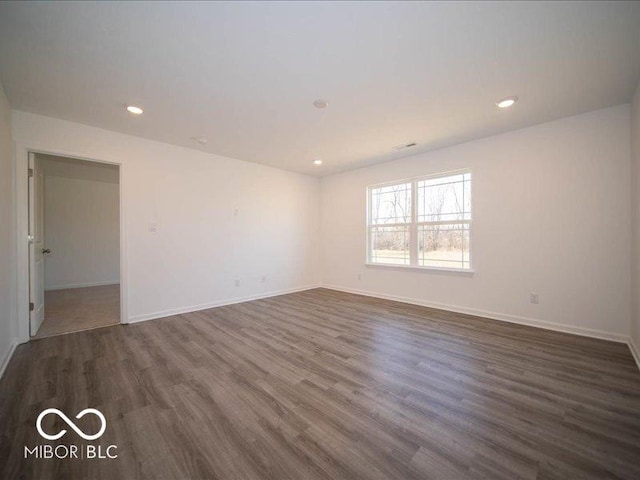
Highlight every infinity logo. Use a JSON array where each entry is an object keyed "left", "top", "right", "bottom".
[{"left": 36, "top": 408, "right": 107, "bottom": 441}]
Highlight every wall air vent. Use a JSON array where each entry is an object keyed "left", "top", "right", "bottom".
[{"left": 393, "top": 142, "right": 417, "bottom": 151}]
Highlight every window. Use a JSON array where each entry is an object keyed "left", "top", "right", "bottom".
[{"left": 367, "top": 171, "right": 471, "bottom": 270}]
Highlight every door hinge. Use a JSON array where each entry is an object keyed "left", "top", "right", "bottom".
[
  {"left": 29, "top": 302, "right": 34, "bottom": 312},
  {"left": 28, "top": 168, "right": 34, "bottom": 178}
]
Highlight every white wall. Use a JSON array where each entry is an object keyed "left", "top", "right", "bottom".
[
  {"left": 321, "top": 105, "right": 631, "bottom": 341},
  {"left": 12, "top": 111, "right": 320, "bottom": 334},
  {"left": 631, "top": 82, "right": 640, "bottom": 353},
  {"left": 8, "top": 104, "right": 635, "bottom": 347},
  {"left": 41, "top": 156, "right": 120, "bottom": 290},
  {"left": 0, "top": 83, "right": 17, "bottom": 375}
]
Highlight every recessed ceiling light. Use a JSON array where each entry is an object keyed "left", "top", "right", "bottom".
[
  {"left": 313, "top": 159, "right": 323, "bottom": 165},
  {"left": 496, "top": 96, "right": 518, "bottom": 109},
  {"left": 126, "top": 105, "right": 144, "bottom": 115},
  {"left": 313, "top": 99, "right": 329, "bottom": 109}
]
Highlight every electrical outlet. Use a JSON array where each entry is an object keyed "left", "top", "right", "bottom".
[
  {"left": 530, "top": 293, "right": 539, "bottom": 304},
  {"left": 357, "top": 273, "right": 362, "bottom": 280},
  {"left": 261, "top": 276, "right": 266, "bottom": 283},
  {"left": 235, "top": 280, "right": 240, "bottom": 287}
]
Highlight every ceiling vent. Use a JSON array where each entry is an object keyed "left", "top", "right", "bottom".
[{"left": 393, "top": 142, "right": 417, "bottom": 151}]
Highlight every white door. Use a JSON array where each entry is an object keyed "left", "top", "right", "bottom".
[{"left": 29, "top": 152, "right": 46, "bottom": 336}]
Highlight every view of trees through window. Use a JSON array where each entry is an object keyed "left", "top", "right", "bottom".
[
  {"left": 368, "top": 172, "right": 471, "bottom": 269},
  {"left": 370, "top": 182, "right": 412, "bottom": 264}
]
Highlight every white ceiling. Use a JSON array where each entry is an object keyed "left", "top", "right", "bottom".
[{"left": 1, "top": 1, "right": 639, "bottom": 177}]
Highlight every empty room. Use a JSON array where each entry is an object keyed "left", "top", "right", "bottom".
[
  {"left": 31, "top": 154, "right": 121, "bottom": 338},
  {"left": 0, "top": 1, "right": 639, "bottom": 479}
]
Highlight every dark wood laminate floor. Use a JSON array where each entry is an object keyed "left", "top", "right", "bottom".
[{"left": 1, "top": 288, "right": 639, "bottom": 480}]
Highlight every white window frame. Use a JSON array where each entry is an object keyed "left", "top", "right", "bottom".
[{"left": 366, "top": 169, "right": 473, "bottom": 273}]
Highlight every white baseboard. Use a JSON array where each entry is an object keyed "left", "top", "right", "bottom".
[
  {"left": 45, "top": 281, "right": 119, "bottom": 291},
  {"left": 628, "top": 338, "right": 640, "bottom": 371},
  {"left": 126, "top": 284, "right": 321, "bottom": 324},
  {"left": 0, "top": 339, "right": 19, "bottom": 380},
  {"left": 321, "top": 284, "right": 629, "bottom": 344}
]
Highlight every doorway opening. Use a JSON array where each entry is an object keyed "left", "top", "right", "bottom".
[{"left": 28, "top": 152, "right": 121, "bottom": 338}]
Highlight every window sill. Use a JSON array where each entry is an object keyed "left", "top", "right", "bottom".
[{"left": 365, "top": 263, "right": 475, "bottom": 275}]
